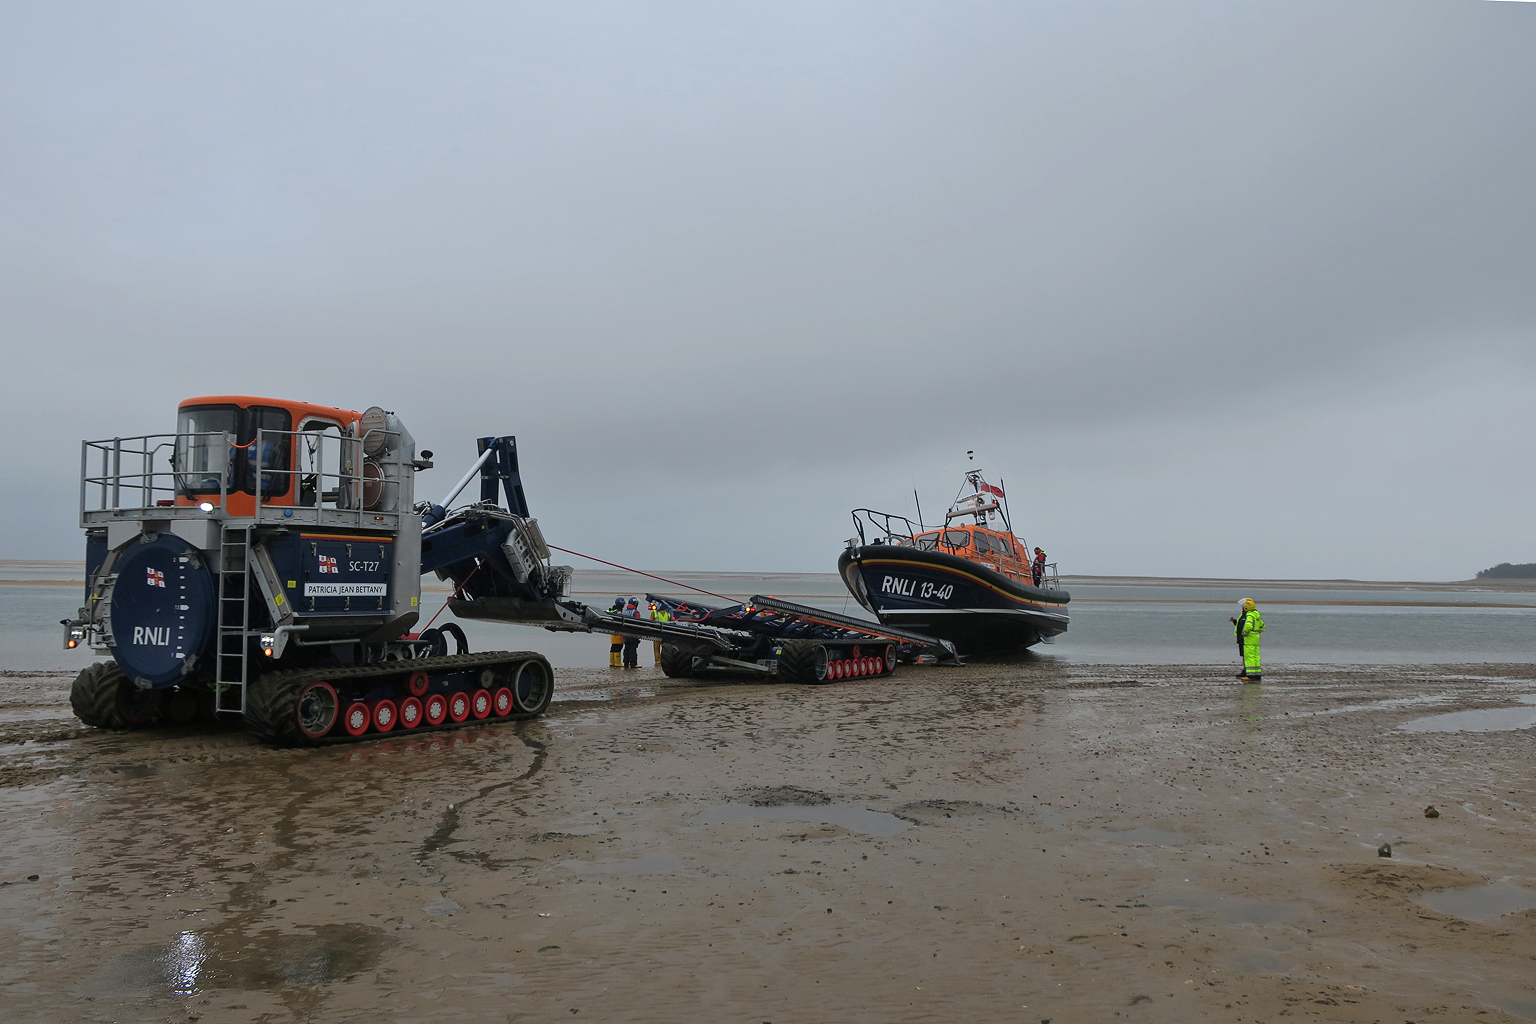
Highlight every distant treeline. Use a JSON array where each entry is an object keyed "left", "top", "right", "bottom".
[{"left": 1476, "top": 562, "right": 1536, "bottom": 579}]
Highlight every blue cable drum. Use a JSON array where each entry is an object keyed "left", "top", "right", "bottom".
[{"left": 107, "top": 533, "right": 217, "bottom": 687}]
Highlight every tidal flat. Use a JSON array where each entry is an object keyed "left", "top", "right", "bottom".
[{"left": 2, "top": 661, "right": 1534, "bottom": 1022}]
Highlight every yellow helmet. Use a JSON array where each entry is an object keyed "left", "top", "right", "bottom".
[{"left": 1241, "top": 597, "right": 1256, "bottom": 611}]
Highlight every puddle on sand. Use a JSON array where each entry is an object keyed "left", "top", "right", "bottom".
[
  {"left": 566, "top": 850, "right": 691, "bottom": 876},
  {"left": 1400, "top": 696, "right": 1536, "bottom": 734},
  {"left": 1228, "top": 950, "right": 1292, "bottom": 975},
  {"left": 1103, "top": 827, "right": 1193, "bottom": 847},
  {"left": 1154, "top": 888, "right": 1301, "bottom": 926},
  {"left": 1414, "top": 881, "right": 1536, "bottom": 923},
  {"left": 553, "top": 686, "right": 662, "bottom": 704},
  {"left": 691, "top": 802, "right": 911, "bottom": 837},
  {"left": 77, "top": 923, "right": 392, "bottom": 998}
]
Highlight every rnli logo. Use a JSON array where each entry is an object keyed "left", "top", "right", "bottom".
[
  {"left": 132, "top": 626, "right": 172, "bottom": 646},
  {"left": 146, "top": 568, "right": 165, "bottom": 588},
  {"left": 319, "top": 555, "right": 340, "bottom": 574}
]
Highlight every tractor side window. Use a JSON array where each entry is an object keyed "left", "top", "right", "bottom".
[
  {"left": 174, "top": 405, "right": 238, "bottom": 495},
  {"left": 942, "top": 530, "right": 970, "bottom": 549},
  {"left": 298, "top": 419, "right": 345, "bottom": 507},
  {"left": 246, "top": 407, "right": 292, "bottom": 498}
]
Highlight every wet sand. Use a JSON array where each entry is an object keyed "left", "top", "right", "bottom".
[{"left": 2, "top": 661, "right": 1535, "bottom": 1023}]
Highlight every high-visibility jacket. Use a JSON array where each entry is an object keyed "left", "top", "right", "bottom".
[{"left": 1234, "top": 610, "right": 1265, "bottom": 641}]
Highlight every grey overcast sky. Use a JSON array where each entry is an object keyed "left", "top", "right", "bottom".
[{"left": 3, "top": 1, "right": 1533, "bottom": 580}]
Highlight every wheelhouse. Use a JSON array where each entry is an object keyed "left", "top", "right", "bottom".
[{"left": 905, "top": 526, "right": 1029, "bottom": 581}]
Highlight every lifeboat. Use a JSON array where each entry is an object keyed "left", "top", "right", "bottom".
[{"left": 837, "top": 470, "right": 1069, "bottom": 656}]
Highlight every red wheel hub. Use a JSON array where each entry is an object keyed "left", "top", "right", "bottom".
[
  {"left": 399, "top": 696, "right": 423, "bottom": 729},
  {"left": 472, "top": 689, "right": 492, "bottom": 719},
  {"left": 372, "top": 699, "right": 398, "bottom": 733},
  {"left": 493, "top": 687, "right": 513, "bottom": 717},
  {"left": 343, "top": 701, "right": 370, "bottom": 736},
  {"left": 424, "top": 693, "right": 448, "bottom": 726},
  {"left": 447, "top": 691, "right": 471, "bottom": 723},
  {"left": 407, "top": 671, "right": 429, "bottom": 697}
]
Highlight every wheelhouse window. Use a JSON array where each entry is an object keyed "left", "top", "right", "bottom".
[
  {"left": 989, "top": 534, "right": 1013, "bottom": 556},
  {"left": 942, "top": 530, "right": 971, "bottom": 549}
]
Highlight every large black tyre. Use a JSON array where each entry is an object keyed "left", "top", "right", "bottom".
[
  {"left": 658, "top": 643, "right": 698, "bottom": 679},
  {"left": 70, "top": 661, "right": 157, "bottom": 729},
  {"left": 245, "top": 673, "right": 340, "bottom": 746},
  {"left": 776, "top": 640, "right": 830, "bottom": 685}
]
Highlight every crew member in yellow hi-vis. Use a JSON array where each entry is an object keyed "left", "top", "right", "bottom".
[
  {"left": 608, "top": 597, "right": 626, "bottom": 667},
  {"left": 1229, "top": 597, "right": 1265, "bottom": 682},
  {"left": 650, "top": 601, "right": 672, "bottom": 664}
]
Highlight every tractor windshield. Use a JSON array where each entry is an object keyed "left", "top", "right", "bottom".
[
  {"left": 175, "top": 406, "right": 237, "bottom": 495},
  {"left": 175, "top": 405, "right": 292, "bottom": 498}
]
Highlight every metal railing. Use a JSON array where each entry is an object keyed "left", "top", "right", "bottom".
[
  {"left": 247, "top": 426, "right": 404, "bottom": 527},
  {"left": 80, "top": 432, "right": 229, "bottom": 522},
  {"left": 79, "top": 428, "right": 407, "bottom": 530}
]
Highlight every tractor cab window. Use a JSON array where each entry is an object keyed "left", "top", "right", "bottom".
[
  {"left": 298, "top": 418, "right": 346, "bottom": 507},
  {"left": 174, "top": 405, "right": 238, "bottom": 495},
  {"left": 174, "top": 404, "right": 291, "bottom": 498},
  {"left": 246, "top": 406, "right": 292, "bottom": 498}
]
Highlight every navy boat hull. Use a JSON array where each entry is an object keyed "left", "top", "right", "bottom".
[{"left": 837, "top": 544, "right": 1069, "bottom": 656}]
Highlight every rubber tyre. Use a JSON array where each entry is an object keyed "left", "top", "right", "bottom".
[
  {"left": 245, "top": 674, "right": 343, "bottom": 746},
  {"left": 776, "top": 640, "right": 830, "bottom": 685},
  {"left": 658, "top": 643, "right": 698, "bottom": 679},
  {"left": 69, "top": 661, "right": 147, "bottom": 729}
]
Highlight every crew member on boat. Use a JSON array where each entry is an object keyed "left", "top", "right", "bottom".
[{"left": 1031, "top": 547, "right": 1047, "bottom": 586}]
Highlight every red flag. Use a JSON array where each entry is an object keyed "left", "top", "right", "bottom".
[{"left": 977, "top": 480, "right": 1004, "bottom": 499}]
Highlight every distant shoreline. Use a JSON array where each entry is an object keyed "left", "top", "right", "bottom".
[{"left": 2, "top": 559, "right": 1532, "bottom": 592}]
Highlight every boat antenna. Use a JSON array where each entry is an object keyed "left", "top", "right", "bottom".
[
  {"left": 999, "top": 476, "right": 1015, "bottom": 535},
  {"left": 913, "top": 488, "right": 924, "bottom": 532}
]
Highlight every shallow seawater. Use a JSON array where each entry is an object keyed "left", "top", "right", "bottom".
[
  {"left": 7, "top": 576, "right": 1536, "bottom": 671},
  {"left": 1414, "top": 881, "right": 1536, "bottom": 923},
  {"left": 1400, "top": 696, "right": 1536, "bottom": 733},
  {"left": 691, "top": 802, "right": 911, "bottom": 837}
]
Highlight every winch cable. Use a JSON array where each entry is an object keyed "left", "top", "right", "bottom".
[
  {"left": 546, "top": 545, "right": 735, "bottom": 603},
  {"left": 421, "top": 560, "right": 483, "bottom": 631}
]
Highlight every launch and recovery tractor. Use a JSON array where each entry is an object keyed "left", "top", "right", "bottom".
[{"left": 63, "top": 395, "right": 569, "bottom": 745}]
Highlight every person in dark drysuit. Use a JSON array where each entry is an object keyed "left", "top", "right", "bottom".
[
  {"left": 621, "top": 597, "right": 642, "bottom": 669},
  {"left": 1031, "top": 547, "right": 1047, "bottom": 586},
  {"left": 1229, "top": 597, "right": 1265, "bottom": 682}
]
